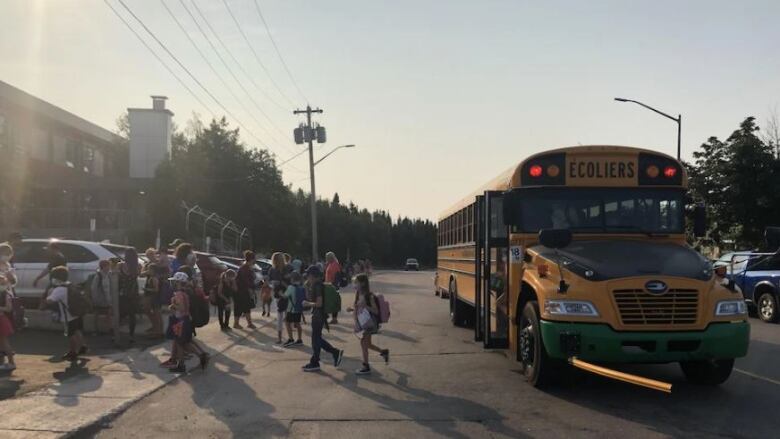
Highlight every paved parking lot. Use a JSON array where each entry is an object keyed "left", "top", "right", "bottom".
[{"left": 76, "top": 270, "right": 780, "bottom": 438}]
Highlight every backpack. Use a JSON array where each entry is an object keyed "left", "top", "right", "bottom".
[
  {"left": 334, "top": 270, "right": 348, "bottom": 288},
  {"left": 189, "top": 289, "right": 210, "bottom": 328},
  {"left": 292, "top": 285, "right": 306, "bottom": 313},
  {"left": 67, "top": 284, "right": 92, "bottom": 318},
  {"left": 375, "top": 293, "right": 391, "bottom": 323},
  {"left": 323, "top": 283, "right": 342, "bottom": 315},
  {"left": 86, "top": 272, "right": 110, "bottom": 308}
]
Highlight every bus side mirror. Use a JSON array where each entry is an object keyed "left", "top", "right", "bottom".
[
  {"left": 539, "top": 229, "right": 572, "bottom": 249},
  {"left": 502, "top": 191, "right": 522, "bottom": 225},
  {"left": 693, "top": 204, "right": 706, "bottom": 238}
]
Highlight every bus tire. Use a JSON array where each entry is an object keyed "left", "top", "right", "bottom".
[
  {"left": 757, "top": 292, "right": 779, "bottom": 323},
  {"left": 449, "top": 281, "right": 466, "bottom": 327},
  {"left": 680, "top": 359, "right": 734, "bottom": 385},
  {"left": 518, "top": 301, "right": 562, "bottom": 388}
]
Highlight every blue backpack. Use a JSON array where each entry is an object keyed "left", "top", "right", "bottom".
[{"left": 292, "top": 285, "right": 306, "bottom": 313}]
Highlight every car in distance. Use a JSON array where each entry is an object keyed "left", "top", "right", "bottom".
[{"left": 405, "top": 258, "right": 420, "bottom": 271}]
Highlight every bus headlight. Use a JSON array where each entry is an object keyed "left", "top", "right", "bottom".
[
  {"left": 544, "top": 300, "right": 599, "bottom": 317},
  {"left": 715, "top": 300, "right": 747, "bottom": 316}
]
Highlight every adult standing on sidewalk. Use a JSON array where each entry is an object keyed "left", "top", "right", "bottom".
[
  {"left": 32, "top": 241, "right": 66, "bottom": 289},
  {"left": 324, "top": 251, "right": 343, "bottom": 324},
  {"left": 301, "top": 265, "right": 344, "bottom": 372},
  {"left": 234, "top": 251, "right": 257, "bottom": 330}
]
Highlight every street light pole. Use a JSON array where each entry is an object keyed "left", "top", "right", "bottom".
[{"left": 614, "top": 97, "right": 682, "bottom": 160}]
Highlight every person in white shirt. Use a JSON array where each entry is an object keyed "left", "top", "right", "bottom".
[{"left": 44, "top": 266, "right": 86, "bottom": 361}]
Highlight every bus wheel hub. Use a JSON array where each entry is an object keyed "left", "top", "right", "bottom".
[{"left": 520, "top": 324, "right": 534, "bottom": 363}]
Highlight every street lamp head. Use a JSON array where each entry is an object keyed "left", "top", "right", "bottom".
[{"left": 614, "top": 97, "right": 629, "bottom": 102}]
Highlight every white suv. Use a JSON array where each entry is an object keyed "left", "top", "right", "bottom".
[{"left": 11, "top": 239, "right": 139, "bottom": 299}]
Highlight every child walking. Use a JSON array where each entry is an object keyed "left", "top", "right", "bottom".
[
  {"left": 163, "top": 272, "right": 209, "bottom": 373},
  {"left": 282, "top": 272, "right": 305, "bottom": 347},
  {"left": 347, "top": 274, "right": 389, "bottom": 375},
  {"left": 216, "top": 270, "right": 237, "bottom": 331},
  {"left": 301, "top": 266, "right": 344, "bottom": 372}
]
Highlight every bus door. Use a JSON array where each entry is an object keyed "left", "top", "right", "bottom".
[
  {"left": 474, "top": 195, "right": 484, "bottom": 342},
  {"left": 481, "top": 191, "right": 509, "bottom": 349}
]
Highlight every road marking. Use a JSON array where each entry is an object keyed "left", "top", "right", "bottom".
[{"left": 734, "top": 368, "right": 780, "bottom": 386}]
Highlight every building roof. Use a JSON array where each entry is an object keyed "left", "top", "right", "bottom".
[{"left": 0, "top": 80, "right": 124, "bottom": 144}]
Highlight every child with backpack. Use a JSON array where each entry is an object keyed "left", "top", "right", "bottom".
[
  {"left": 346, "top": 273, "right": 389, "bottom": 375},
  {"left": 163, "top": 272, "right": 209, "bottom": 373},
  {"left": 301, "top": 266, "right": 344, "bottom": 372},
  {"left": 43, "top": 266, "right": 87, "bottom": 362},
  {"left": 88, "top": 260, "right": 113, "bottom": 336},
  {"left": 282, "top": 272, "right": 305, "bottom": 347},
  {"left": 0, "top": 274, "right": 16, "bottom": 371}
]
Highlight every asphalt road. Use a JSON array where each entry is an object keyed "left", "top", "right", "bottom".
[{"left": 86, "top": 271, "right": 780, "bottom": 438}]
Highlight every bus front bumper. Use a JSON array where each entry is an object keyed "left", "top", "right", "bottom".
[{"left": 540, "top": 320, "right": 750, "bottom": 363}]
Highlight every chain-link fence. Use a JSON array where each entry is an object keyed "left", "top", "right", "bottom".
[{"left": 180, "top": 202, "right": 251, "bottom": 256}]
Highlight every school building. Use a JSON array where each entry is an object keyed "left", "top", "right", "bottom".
[{"left": 0, "top": 80, "right": 172, "bottom": 244}]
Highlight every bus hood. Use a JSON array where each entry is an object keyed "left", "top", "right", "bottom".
[{"left": 532, "top": 240, "right": 713, "bottom": 281}]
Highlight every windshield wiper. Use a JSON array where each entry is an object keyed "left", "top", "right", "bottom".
[{"left": 606, "top": 225, "right": 668, "bottom": 237}]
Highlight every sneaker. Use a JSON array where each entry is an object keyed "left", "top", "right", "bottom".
[
  {"left": 380, "top": 349, "right": 390, "bottom": 364},
  {"left": 233, "top": 323, "right": 243, "bottom": 329},
  {"left": 160, "top": 358, "right": 177, "bottom": 368},
  {"left": 169, "top": 362, "right": 186, "bottom": 374},
  {"left": 247, "top": 323, "right": 257, "bottom": 329},
  {"left": 283, "top": 339, "right": 295, "bottom": 347},
  {"left": 293, "top": 339, "right": 304, "bottom": 346},
  {"left": 330, "top": 318, "right": 339, "bottom": 325},
  {"left": 199, "top": 353, "right": 210, "bottom": 371},
  {"left": 61, "top": 351, "right": 78, "bottom": 361},
  {"left": 333, "top": 349, "right": 345, "bottom": 368},
  {"left": 302, "top": 363, "right": 321, "bottom": 372},
  {"left": 356, "top": 364, "right": 371, "bottom": 375}
]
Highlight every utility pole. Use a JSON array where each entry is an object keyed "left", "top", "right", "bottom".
[{"left": 293, "top": 105, "right": 324, "bottom": 263}]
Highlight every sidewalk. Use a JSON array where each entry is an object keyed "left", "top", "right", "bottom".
[{"left": 0, "top": 312, "right": 271, "bottom": 438}]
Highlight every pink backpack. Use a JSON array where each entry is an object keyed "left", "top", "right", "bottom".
[{"left": 375, "top": 294, "right": 391, "bottom": 323}]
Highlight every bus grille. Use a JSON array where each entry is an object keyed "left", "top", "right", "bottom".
[{"left": 613, "top": 289, "right": 699, "bottom": 325}]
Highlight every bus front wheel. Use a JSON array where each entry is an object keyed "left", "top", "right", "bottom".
[
  {"left": 680, "top": 359, "right": 734, "bottom": 385},
  {"left": 518, "top": 301, "right": 562, "bottom": 387}
]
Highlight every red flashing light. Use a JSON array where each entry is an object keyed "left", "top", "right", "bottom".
[
  {"left": 663, "top": 166, "right": 677, "bottom": 178},
  {"left": 529, "top": 165, "right": 543, "bottom": 177}
]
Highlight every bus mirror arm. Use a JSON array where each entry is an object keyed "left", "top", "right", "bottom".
[{"left": 554, "top": 249, "right": 569, "bottom": 293}]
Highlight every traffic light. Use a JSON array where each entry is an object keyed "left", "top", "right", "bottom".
[
  {"left": 293, "top": 126, "right": 304, "bottom": 144},
  {"left": 316, "top": 126, "right": 326, "bottom": 143}
]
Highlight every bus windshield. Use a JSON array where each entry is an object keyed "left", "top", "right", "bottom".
[{"left": 514, "top": 187, "right": 685, "bottom": 234}]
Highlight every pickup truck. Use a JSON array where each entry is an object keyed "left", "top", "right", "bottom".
[{"left": 718, "top": 252, "right": 780, "bottom": 323}]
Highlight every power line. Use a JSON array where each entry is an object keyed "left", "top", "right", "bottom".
[
  {"left": 221, "top": 0, "right": 297, "bottom": 108},
  {"left": 189, "top": 0, "right": 289, "bottom": 115},
  {"left": 277, "top": 147, "right": 309, "bottom": 167},
  {"left": 115, "top": 0, "right": 269, "bottom": 148},
  {"left": 179, "top": 0, "right": 296, "bottom": 152},
  {"left": 103, "top": 0, "right": 215, "bottom": 119},
  {"left": 252, "top": 0, "right": 308, "bottom": 104},
  {"left": 160, "top": 0, "right": 287, "bottom": 150}
]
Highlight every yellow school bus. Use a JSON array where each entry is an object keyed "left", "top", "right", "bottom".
[{"left": 436, "top": 145, "right": 749, "bottom": 387}]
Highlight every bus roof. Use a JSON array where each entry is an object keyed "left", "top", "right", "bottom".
[{"left": 438, "top": 145, "right": 685, "bottom": 221}]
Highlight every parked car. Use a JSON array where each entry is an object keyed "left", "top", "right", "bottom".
[
  {"left": 724, "top": 252, "right": 780, "bottom": 323},
  {"left": 195, "top": 252, "right": 228, "bottom": 293},
  {"left": 10, "top": 239, "right": 143, "bottom": 301},
  {"left": 405, "top": 258, "right": 420, "bottom": 271},
  {"left": 218, "top": 256, "right": 270, "bottom": 276}
]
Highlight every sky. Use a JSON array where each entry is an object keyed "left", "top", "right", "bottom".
[{"left": 2, "top": 0, "right": 779, "bottom": 221}]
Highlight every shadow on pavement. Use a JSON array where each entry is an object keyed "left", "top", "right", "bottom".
[{"left": 325, "top": 369, "right": 530, "bottom": 439}]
